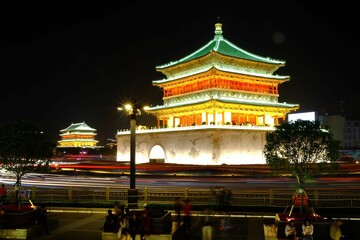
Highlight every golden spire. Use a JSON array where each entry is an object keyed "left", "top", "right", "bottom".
[{"left": 215, "top": 17, "right": 223, "bottom": 35}]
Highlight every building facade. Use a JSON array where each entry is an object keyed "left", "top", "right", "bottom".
[
  {"left": 57, "top": 122, "right": 103, "bottom": 156},
  {"left": 320, "top": 115, "right": 360, "bottom": 149},
  {"left": 116, "top": 22, "right": 299, "bottom": 165}
]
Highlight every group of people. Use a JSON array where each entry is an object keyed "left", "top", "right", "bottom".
[
  {"left": 285, "top": 219, "right": 313, "bottom": 240},
  {"left": 285, "top": 218, "right": 345, "bottom": 240},
  {"left": 103, "top": 203, "right": 150, "bottom": 240},
  {"left": 211, "top": 186, "right": 232, "bottom": 211}
]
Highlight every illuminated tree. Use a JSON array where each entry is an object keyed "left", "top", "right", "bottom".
[
  {"left": 0, "top": 120, "right": 54, "bottom": 192},
  {"left": 264, "top": 119, "right": 340, "bottom": 187}
]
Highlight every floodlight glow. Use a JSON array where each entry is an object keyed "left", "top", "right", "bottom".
[{"left": 125, "top": 104, "right": 132, "bottom": 111}]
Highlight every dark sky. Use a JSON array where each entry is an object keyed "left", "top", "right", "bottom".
[{"left": 1, "top": 2, "right": 359, "bottom": 144}]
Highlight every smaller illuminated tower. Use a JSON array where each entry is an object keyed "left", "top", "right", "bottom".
[{"left": 57, "top": 122, "right": 102, "bottom": 153}]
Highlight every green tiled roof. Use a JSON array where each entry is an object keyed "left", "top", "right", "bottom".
[
  {"left": 157, "top": 22, "right": 284, "bottom": 69},
  {"left": 60, "top": 122, "right": 96, "bottom": 132},
  {"left": 152, "top": 65, "right": 289, "bottom": 84}
]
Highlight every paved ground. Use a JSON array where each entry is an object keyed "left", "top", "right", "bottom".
[
  {"left": 32, "top": 209, "right": 277, "bottom": 240},
  {"left": 35, "top": 210, "right": 106, "bottom": 240},
  {"left": 31, "top": 208, "right": 360, "bottom": 240}
]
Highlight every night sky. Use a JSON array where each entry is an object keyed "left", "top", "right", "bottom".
[{"left": 1, "top": 2, "right": 358, "bottom": 144}]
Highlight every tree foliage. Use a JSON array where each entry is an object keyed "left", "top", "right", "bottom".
[
  {"left": 264, "top": 120, "right": 340, "bottom": 186},
  {"left": 0, "top": 120, "right": 54, "bottom": 187}
]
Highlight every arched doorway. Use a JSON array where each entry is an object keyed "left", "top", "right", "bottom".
[{"left": 149, "top": 145, "right": 166, "bottom": 163}]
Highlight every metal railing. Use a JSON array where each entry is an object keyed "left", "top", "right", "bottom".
[{"left": 6, "top": 186, "right": 360, "bottom": 209}]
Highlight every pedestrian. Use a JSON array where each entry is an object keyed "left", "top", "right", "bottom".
[
  {"left": 0, "top": 184, "right": 7, "bottom": 206},
  {"left": 174, "top": 197, "right": 182, "bottom": 222},
  {"left": 103, "top": 209, "right": 118, "bottom": 232},
  {"left": 140, "top": 209, "right": 151, "bottom": 240},
  {"left": 213, "top": 186, "right": 224, "bottom": 211},
  {"left": 128, "top": 212, "right": 141, "bottom": 240},
  {"left": 0, "top": 207, "right": 9, "bottom": 229},
  {"left": 201, "top": 208, "right": 213, "bottom": 240},
  {"left": 218, "top": 210, "right": 231, "bottom": 231},
  {"left": 223, "top": 188, "right": 232, "bottom": 210},
  {"left": 36, "top": 205, "right": 50, "bottom": 235},
  {"left": 114, "top": 201, "right": 122, "bottom": 216},
  {"left": 182, "top": 198, "right": 192, "bottom": 232},
  {"left": 285, "top": 219, "right": 297, "bottom": 240},
  {"left": 118, "top": 212, "right": 130, "bottom": 240},
  {"left": 330, "top": 219, "right": 344, "bottom": 240},
  {"left": 115, "top": 205, "right": 125, "bottom": 230},
  {"left": 302, "top": 218, "right": 314, "bottom": 240}
]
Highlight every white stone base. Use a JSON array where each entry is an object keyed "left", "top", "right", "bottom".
[{"left": 117, "top": 127, "right": 271, "bottom": 165}]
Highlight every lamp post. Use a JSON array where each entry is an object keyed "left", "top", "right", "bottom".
[
  {"left": 118, "top": 100, "right": 145, "bottom": 208},
  {"left": 129, "top": 108, "right": 137, "bottom": 189}
]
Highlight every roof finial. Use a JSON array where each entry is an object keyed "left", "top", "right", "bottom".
[{"left": 214, "top": 18, "right": 223, "bottom": 36}]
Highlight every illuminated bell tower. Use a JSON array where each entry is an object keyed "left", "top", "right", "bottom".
[
  {"left": 116, "top": 21, "right": 299, "bottom": 165},
  {"left": 147, "top": 22, "right": 299, "bottom": 128}
]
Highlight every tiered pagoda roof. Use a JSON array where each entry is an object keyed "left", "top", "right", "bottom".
[
  {"left": 57, "top": 122, "right": 100, "bottom": 148},
  {"left": 147, "top": 22, "right": 299, "bottom": 117}
]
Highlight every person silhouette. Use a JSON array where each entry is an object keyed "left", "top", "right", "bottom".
[
  {"left": 182, "top": 199, "right": 192, "bottom": 233},
  {"left": 330, "top": 219, "right": 344, "bottom": 240},
  {"left": 0, "top": 207, "right": 9, "bottom": 229},
  {"left": 36, "top": 205, "right": 50, "bottom": 235},
  {"left": 128, "top": 212, "right": 141, "bottom": 240},
  {"left": 0, "top": 184, "right": 7, "bottom": 206},
  {"left": 174, "top": 197, "right": 182, "bottom": 222},
  {"left": 201, "top": 208, "right": 213, "bottom": 240},
  {"left": 285, "top": 220, "right": 296, "bottom": 240},
  {"left": 302, "top": 219, "right": 314, "bottom": 240},
  {"left": 103, "top": 209, "right": 118, "bottom": 232}
]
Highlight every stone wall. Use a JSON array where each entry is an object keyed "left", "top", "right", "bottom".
[{"left": 116, "top": 128, "right": 269, "bottom": 165}]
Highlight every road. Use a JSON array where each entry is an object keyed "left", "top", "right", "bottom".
[
  {"left": 1, "top": 172, "right": 360, "bottom": 192},
  {"left": 1, "top": 169, "right": 360, "bottom": 239}
]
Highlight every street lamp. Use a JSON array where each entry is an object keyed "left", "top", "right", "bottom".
[{"left": 118, "top": 100, "right": 148, "bottom": 208}]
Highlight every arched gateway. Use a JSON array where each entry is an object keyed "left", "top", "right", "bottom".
[{"left": 149, "top": 145, "right": 166, "bottom": 163}]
